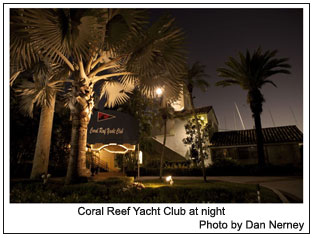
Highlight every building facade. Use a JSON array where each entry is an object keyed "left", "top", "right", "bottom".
[{"left": 209, "top": 125, "right": 303, "bottom": 166}]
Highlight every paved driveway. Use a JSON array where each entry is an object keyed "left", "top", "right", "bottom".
[{"left": 138, "top": 176, "right": 303, "bottom": 202}]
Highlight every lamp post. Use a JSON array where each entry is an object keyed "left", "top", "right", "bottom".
[
  {"left": 137, "top": 147, "right": 143, "bottom": 179},
  {"left": 156, "top": 87, "right": 163, "bottom": 98},
  {"left": 137, "top": 144, "right": 140, "bottom": 179},
  {"left": 156, "top": 87, "right": 167, "bottom": 180}
]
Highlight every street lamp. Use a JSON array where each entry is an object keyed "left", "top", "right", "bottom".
[
  {"left": 139, "top": 151, "right": 143, "bottom": 164},
  {"left": 156, "top": 87, "right": 163, "bottom": 97},
  {"left": 156, "top": 87, "right": 167, "bottom": 180},
  {"left": 137, "top": 144, "right": 142, "bottom": 180}
]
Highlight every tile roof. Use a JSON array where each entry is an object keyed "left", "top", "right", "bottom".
[
  {"left": 210, "top": 125, "right": 303, "bottom": 147},
  {"left": 174, "top": 106, "right": 212, "bottom": 118}
]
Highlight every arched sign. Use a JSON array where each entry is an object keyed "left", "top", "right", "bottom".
[{"left": 87, "top": 110, "right": 139, "bottom": 145}]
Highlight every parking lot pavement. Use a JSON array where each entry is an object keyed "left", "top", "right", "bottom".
[{"left": 138, "top": 176, "right": 303, "bottom": 202}]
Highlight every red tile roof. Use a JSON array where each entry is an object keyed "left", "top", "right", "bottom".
[{"left": 210, "top": 125, "right": 303, "bottom": 147}]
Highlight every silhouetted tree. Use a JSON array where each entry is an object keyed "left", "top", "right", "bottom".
[{"left": 216, "top": 48, "right": 291, "bottom": 167}]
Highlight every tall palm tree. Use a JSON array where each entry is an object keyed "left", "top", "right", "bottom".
[
  {"left": 158, "top": 103, "right": 174, "bottom": 180},
  {"left": 11, "top": 9, "right": 71, "bottom": 179},
  {"left": 216, "top": 48, "right": 291, "bottom": 167},
  {"left": 183, "top": 62, "right": 209, "bottom": 181},
  {"left": 12, "top": 62, "right": 69, "bottom": 179},
  {"left": 11, "top": 9, "right": 185, "bottom": 184}
]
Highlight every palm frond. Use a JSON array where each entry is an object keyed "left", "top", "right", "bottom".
[
  {"left": 15, "top": 9, "right": 108, "bottom": 64},
  {"left": 260, "top": 80, "right": 278, "bottom": 88},
  {"left": 184, "top": 62, "right": 209, "bottom": 92},
  {"left": 217, "top": 68, "right": 244, "bottom": 82},
  {"left": 215, "top": 79, "right": 242, "bottom": 87},
  {"left": 14, "top": 61, "right": 68, "bottom": 117},
  {"left": 105, "top": 9, "right": 148, "bottom": 54},
  {"left": 10, "top": 9, "right": 41, "bottom": 70},
  {"left": 10, "top": 70, "right": 22, "bottom": 86},
  {"left": 216, "top": 48, "right": 291, "bottom": 91},
  {"left": 15, "top": 78, "right": 56, "bottom": 117},
  {"left": 123, "top": 14, "right": 186, "bottom": 100},
  {"left": 99, "top": 80, "right": 134, "bottom": 108}
]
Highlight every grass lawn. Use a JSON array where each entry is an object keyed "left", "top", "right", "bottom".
[{"left": 10, "top": 177, "right": 281, "bottom": 203}]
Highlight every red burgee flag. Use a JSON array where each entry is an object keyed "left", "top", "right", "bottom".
[{"left": 97, "top": 112, "right": 115, "bottom": 121}]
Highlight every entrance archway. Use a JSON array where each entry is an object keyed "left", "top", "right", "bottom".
[{"left": 86, "top": 110, "right": 139, "bottom": 176}]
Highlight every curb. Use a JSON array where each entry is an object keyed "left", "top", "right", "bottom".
[{"left": 261, "top": 184, "right": 289, "bottom": 203}]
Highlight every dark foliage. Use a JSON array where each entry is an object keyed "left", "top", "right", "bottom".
[
  {"left": 10, "top": 178, "right": 281, "bottom": 203},
  {"left": 10, "top": 91, "right": 72, "bottom": 178},
  {"left": 182, "top": 118, "right": 213, "bottom": 165}
]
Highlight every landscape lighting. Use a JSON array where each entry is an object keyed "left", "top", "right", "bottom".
[{"left": 166, "top": 176, "right": 174, "bottom": 185}]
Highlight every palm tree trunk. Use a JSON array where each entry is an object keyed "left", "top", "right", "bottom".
[
  {"left": 254, "top": 112, "right": 266, "bottom": 168},
  {"left": 160, "top": 117, "right": 167, "bottom": 180},
  {"left": 65, "top": 110, "right": 91, "bottom": 184},
  {"left": 30, "top": 93, "right": 56, "bottom": 179},
  {"left": 190, "top": 97, "right": 207, "bottom": 182}
]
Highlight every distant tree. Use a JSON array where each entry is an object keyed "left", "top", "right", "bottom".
[
  {"left": 118, "top": 89, "right": 158, "bottom": 173},
  {"left": 183, "top": 62, "right": 209, "bottom": 181},
  {"left": 216, "top": 48, "right": 291, "bottom": 167},
  {"left": 118, "top": 88, "right": 157, "bottom": 147}
]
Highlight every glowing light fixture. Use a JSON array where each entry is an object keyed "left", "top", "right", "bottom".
[
  {"left": 139, "top": 151, "right": 143, "bottom": 164},
  {"left": 103, "top": 144, "right": 129, "bottom": 154},
  {"left": 166, "top": 176, "right": 174, "bottom": 185},
  {"left": 89, "top": 143, "right": 136, "bottom": 154},
  {"left": 156, "top": 88, "right": 163, "bottom": 96}
]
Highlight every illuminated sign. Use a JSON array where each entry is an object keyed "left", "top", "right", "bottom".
[{"left": 87, "top": 110, "right": 139, "bottom": 145}]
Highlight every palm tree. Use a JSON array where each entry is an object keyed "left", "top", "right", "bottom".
[
  {"left": 11, "top": 9, "right": 71, "bottom": 179},
  {"left": 11, "top": 59, "right": 69, "bottom": 179},
  {"left": 158, "top": 104, "right": 174, "bottom": 180},
  {"left": 11, "top": 9, "right": 185, "bottom": 184},
  {"left": 183, "top": 62, "right": 209, "bottom": 181},
  {"left": 216, "top": 48, "right": 291, "bottom": 167}
]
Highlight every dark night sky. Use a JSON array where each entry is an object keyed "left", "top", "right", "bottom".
[{"left": 151, "top": 8, "right": 303, "bottom": 131}]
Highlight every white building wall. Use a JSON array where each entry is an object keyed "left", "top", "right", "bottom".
[{"left": 155, "top": 117, "right": 190, "bottom": 159}]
